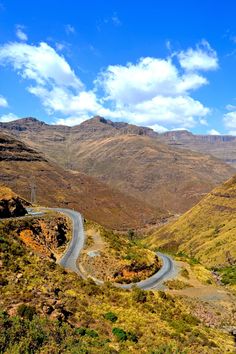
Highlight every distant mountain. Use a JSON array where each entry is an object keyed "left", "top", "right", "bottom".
[
  {"left": 0, "top": 116, "right": 235, "bottom": 214},
  {"left": 0, "top": 131, "right": 165, "bottom": 230},
  {"left": 160, "top": 130, "right": 236, "bottom": 167},
  {"left": 148, "top": 174, "right": 236, "bottom": 267}
]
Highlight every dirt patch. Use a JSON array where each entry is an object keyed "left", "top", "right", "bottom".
[{"left": 166, "top": 260, "right": 236, "bottom": 330}]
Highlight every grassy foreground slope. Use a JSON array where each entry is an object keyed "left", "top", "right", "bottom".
[
  {"left": 0, "top": 219, "right": 235, "bottom": 353},
  {"left": 148, "top": 175, "right": 236, "bottom": 268}
]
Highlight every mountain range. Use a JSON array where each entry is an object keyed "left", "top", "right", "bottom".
[{"left": 0, "top": 116, "right": 235, "bottom": 215}]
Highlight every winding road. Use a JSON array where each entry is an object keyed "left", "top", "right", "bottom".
[{"left": 32, "top": 207, "right": 177, "bottom": 290}]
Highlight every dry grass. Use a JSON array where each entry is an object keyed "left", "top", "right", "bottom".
[{"left": 148, "top": 175, "right": 236, "bottom": 267}]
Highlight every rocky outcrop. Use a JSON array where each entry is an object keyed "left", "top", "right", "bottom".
[
  {"left": 19, "top": 215, "right": 70, "bottom": 257},
  {"left": 0, "top": 186, "right": 28, "bottom": 218}
]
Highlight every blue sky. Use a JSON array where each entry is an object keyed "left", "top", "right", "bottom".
[{"left": 1, "top": 1, "right": 236, "bottom": 134}]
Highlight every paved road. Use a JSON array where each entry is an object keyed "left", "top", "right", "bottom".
[
  {"left": 118, "top": 252, "right": 177, "bottom": 290},
  {"left": 29, "top": 207, "right": 177, "bottom": 290},
  {"left": 28, "top": 207, "right": 85, "bottom": 277}
]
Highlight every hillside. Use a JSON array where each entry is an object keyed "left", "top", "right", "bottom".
[
  {"left": 160, "top": 130, "right": 236, "bottom": 168},
  {"left": 1, "top": 117, "right": 235, "bottom": 214},
  {"left": 147, "top": 175, "right": 236, "bottom": 268},
  {"left": 0, "top": 132, "right": 166, "bottom": 230},
  {"left": 0, "top": 216, "right": 235, "bottom": 352}
]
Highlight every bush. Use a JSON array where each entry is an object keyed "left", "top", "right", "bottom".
[
  {"left": 104, "top": 312, "right": 118, "bottom": 323},
  {"left": 112, "top": 328, "right": 127, "bottom": 341},
  {"left": 76, "top": 327, "right": 99, "bottom": 338},
  {"left": 17, "top": 304, "right": 36, "bottom": 320},
  {"left": 86, "top": 329, "right": 99, "bottom": 338}
]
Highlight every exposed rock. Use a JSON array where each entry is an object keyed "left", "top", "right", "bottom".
[{"left": 0, "top": 186, "right": 28, "bottom": 218}]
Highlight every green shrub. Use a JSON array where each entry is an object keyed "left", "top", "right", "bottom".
[
  {"left": 76, "top": 327, "right": 86, "bottom": 336},
  {"left": 112, "top": 327, "right": 127, "bottom": 341},
  {"left": 218, "top": 265, "right": 236, "bottom": 285},
  {"left": 104, "top": 312, "right": 118, "bottom": 323},
  {"left": 86, "top": 329, "right": 99, "bottom": 338},
  {"left": 76, "top": 327, "right": 99, "bottom": 338},
  {"left": 17, "top": 304, "right": 36, "bottom": 320}
]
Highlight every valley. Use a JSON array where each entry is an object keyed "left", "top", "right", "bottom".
[
  {"left": 1, "top": 187, "right": 236, "bottom": 352},
  {"left": 1, "top": 117, "right": 236, "bottom": 353}
]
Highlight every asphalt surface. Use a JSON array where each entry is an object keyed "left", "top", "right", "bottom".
[{"left": 29, "top": 207, "right": 177, "bottom": 290}]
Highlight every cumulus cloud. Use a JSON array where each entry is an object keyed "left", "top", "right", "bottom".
[
  {"left": 96, "top": 52, "right": 212, "bottom": 128},
  {"left": 0, "top": 112, "right": 19, "bottom": 122},
  {"left": 223, "top": 111, "right": 236, "bottom": 130},
  {"left": 208, "top": 129, "right": 221, "bottom": 135},
  {"left": 0, "top": 40, "right": 217, "bottom": 130},
  {"left": 0, "top": 95, "right": 8, "bottom": 107},
  {"left": 29, "top": 86, "right": 101, "bottom": 116},
  {"left": 177, "top": 40, "right": 218, "bottom": 71},
  {"left": 16, "top": 25, "right": 28, "bottom": 41},
  {"left": 0, "top": 42, "right": 82, "bottom": 89}
]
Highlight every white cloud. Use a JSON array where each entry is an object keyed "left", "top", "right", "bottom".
[
  {"left": 199, "top": 118, "right": 208, "bottom": 126},
  {"left": 148, "top": 124, "right": 168, "bottom": 133},
  {"left": 208, "top": 129, "right": 220, "bottom": 135},
  {"left": 96, "top": 53, "right": 212, "bottom": 129},
  {"left": 96, "top": 57, "right": 208, "bottom": 105},
  {"left": 0, "top": 40, "right": 217, "bottom": 130},
  {"left": 178, "top": 40, "right": 218, "bottom": 71},
  {"left": 0, "top": 95, "right": 8, "bottom": 107},
  {"left": 29, "top": 86, "right": 101, "bottom": 116},
  {"left": 227, "top": 130, "right": 236, "bottom": 136},
  {"left": 65, "top": 24, "right": 75, "bottom": 34},
  {"left": 223, "top": 111, "right": 236, "bottom": 129},
  {"left": 54, "top": 115, "right": 90, "bottom": 126},
  {"left": 16, "top": 25, "right": 28, "bottom": 41},
  {"left": 0, "top": 112, "right": 19, "bottom": 122},
  {"left": 0, "top": 42, "right": 82, "bottom": 89},
  {"left": 225, "top": 104, "right": 236, "bottom": 111}
]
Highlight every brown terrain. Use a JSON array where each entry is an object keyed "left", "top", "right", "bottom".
[
  {"left": 160, "top": 129, "right": 236, "bottom": 168},
  {"left": 0, "top": 132, "right": 165, "bottom": 230},
  {"left": 0, "top": 116, "right": 235, "bottom": 214}
]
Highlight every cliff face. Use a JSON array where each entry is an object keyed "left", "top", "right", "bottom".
[
  {"left": 160, "top": 130, "right": 236, "bottom": 167},
  {"left": 0, "top": 186, "right": 28, "bottom": 218}
]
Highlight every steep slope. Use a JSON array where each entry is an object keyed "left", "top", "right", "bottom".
[
  {"left": 0, "top": 132, "right": 166, "bottom": 230},
  {"left": 68, "top": 134, "right": 235, "bottom": 214},
  {"left": 148, "top": 175, "right": 236, "bottom": 267},
  {"left": 1, "top": 219, "right": 234, "bottom": 352},
  {"left": 160, "top": 130, "right": 236, "bottom": 168},
  {"left": 1, "top": 117, "right": 235, "bottom": 214}
]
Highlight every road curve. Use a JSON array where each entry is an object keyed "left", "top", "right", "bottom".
[
  {"left": 32, "top": 207, "right": 177, "bottom": 290},
  {"left": 30, "top": 208, "right": 85, "bottom": 278}
]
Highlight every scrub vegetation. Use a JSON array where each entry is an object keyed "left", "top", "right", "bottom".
[{"left": 1, "top": 219, "right": 235, "bottom": 353}]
